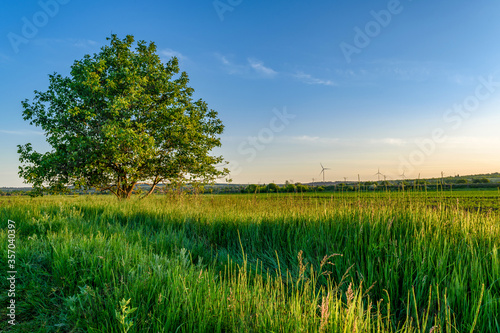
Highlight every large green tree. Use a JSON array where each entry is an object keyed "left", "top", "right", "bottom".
[{"left": 18, "top": 35, "right": 229, "bottom": 199}]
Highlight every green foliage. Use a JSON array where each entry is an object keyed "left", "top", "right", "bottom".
[
  {"left": 18, "top": 34, "right": 228, "bottom": 199},
  {"left": 296, "top": 184, "right": 308, "bottom": 193},
  {"left": 116, "top": 298, "right": 138, "bottom": 333},
  {"left": 244, "top": 184, "right": 258, "bottom": 193},
  {"left": 266, "top": 183, "right": 279, "bottom": 193}
]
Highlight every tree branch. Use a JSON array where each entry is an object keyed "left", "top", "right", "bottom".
[{"left": 140, "top": 176, "right": 163, "bottom": 199}]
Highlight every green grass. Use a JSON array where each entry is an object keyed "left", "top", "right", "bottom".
[{"left": 1, "top": 191, "right": 499, "bottom": 332}]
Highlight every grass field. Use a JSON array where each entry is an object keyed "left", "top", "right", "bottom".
[{"left": 1, "top": 190, "right": 499, "bottom": 332}]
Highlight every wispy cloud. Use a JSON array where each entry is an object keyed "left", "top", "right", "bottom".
[
  {"left": 334, "top": 60, "right": 440, "bottom": 83},
  {"left": 286, "top": 135, "right": 340, "bottom": 145},
  {"left": 370, "top": 138, "right": 407, "bottom": 146},
  {"left": 444, "top": 136, "right": 500, "bottom": 147},
  {"left": 0, "top": 129, "right": 44, "bottom": 135},
  {"left": 448, "top": 74, "right": 476, "bottom": 86},
  {"left": 247, "top": 58, "right": 277, "bottom": 77},
  {"left": 32, "top": 38, "right": 98, "bottom": 49},
  {"left": 160, "top": 48, "right": 187, "bottom": 61},
  {"left": 337, "top": 60, "right": 483, "bottom": 88},
  {"left": 72, "top": 39, "right": 98, "bottom": 48},
  {"left": 216, "top": 54, "right": 247, "bottom": 75},
  {"left": 293, "top": 72, "right": 335, "bottom": 86},
  {"left": 282, "top": 135, "right": 407, "bottom": 147},
  {"left": 216, "top": 54, "right": 277, "bottom": 78},
  {"left": 216, "top": 55, "right": 338, "bottom": 84}
]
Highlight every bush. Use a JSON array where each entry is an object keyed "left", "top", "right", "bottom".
[
  {"left": 296, "top": 184, "right": 308, "bottom": 193},
  {"left": 266, "top": 183, "right": 279, "bottom": 193}
]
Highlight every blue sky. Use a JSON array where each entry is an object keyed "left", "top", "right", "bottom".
[{"left": 1, "top": 0, "right": 500, "bottom": 186}]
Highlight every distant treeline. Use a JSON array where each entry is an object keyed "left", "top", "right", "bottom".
[
  {"left": 1, "top": 176, "right": 499, "bottom": 196},
  {"left": 237, "top": 181, "right": 499, "bottom": 194}
]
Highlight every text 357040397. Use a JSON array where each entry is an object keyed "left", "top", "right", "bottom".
[{"left": 7, "top": 219, "right": 17, "bottom": 326}]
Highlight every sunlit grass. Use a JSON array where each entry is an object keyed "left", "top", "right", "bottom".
[{"left": 0, "top": 191, "right": 499, "bottom": 332}]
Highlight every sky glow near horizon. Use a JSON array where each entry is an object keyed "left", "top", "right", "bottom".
[{"left": 1, "top": 0, "right": 500, "bottom": 187}]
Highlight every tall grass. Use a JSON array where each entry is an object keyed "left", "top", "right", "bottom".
[{"left": 0, "top": 192, "right": 499, "bottom": 332}]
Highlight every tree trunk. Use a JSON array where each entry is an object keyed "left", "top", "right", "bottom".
[
  {"left": 113, "top": 182, "right": 136, "bottom": 200},
  {"left": 140, "top": 176, "right": 162, "bottom": 199}
]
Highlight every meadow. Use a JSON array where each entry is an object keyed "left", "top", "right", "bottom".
[{"left": 1, "top": 190, "right": 499, "bottom": 332}]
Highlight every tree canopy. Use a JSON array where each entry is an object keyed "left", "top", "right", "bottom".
[{"left": 18, "top": 34, "right": 229, "bottom": 199}]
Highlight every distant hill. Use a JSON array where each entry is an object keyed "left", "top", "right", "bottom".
[{"left": 1, "top": 172, "right": 499, "bottom": 195}]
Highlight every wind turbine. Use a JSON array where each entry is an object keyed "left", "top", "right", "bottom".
[
  {"left": 319, "top": 163, "right": 330, "bottom": 183},
  {"left": 374, "top": 168, "right": 383, "bottom": 181},
  {"left": 400, "top": 170, "right": 406, "bottom": 180}
]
